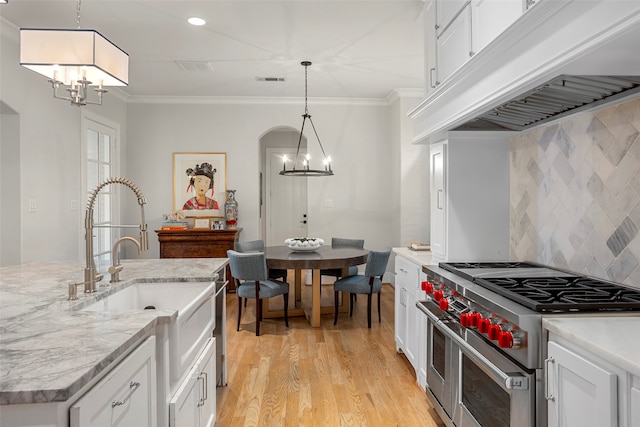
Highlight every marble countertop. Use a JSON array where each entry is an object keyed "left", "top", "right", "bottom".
[
  {"left": 0, "top": 258, "right": 227, "bottom": 405},
  {"left": 392, "top": 247, "right": 433, "bottom": 266},
  {"left": 543, "top": 315, "right": 640, "bottom": 377}
]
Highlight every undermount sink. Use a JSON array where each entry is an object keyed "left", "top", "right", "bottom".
[{"left": 82, "top": 280, "right": 217, "bottom": 384}]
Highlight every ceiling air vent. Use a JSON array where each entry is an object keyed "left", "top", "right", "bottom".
[
  {"left": 256, "top": 77, "right": 286, "bottom": 82},
  {"left": 174, "top": 61, "right": 215, "bottom": 72}
]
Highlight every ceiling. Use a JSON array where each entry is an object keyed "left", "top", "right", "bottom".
[{"left": 0, "top": 0, "right": 426, "bottom": 100}]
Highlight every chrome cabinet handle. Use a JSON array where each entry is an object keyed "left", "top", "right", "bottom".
[
  {"left": 197, "top": 371, "right": 208, "bottom": 407},
  {"left": 429, "top": 68, "right": 436, "bottom": 88},
  {"left": 437, "top": 189, "right": 443, "bottom": 210},
  {"left": 112, "top": 381, "right": 140, "bottom": 408},
  {"left": 544, "top": 357, "right": 555, "bottom": 401}
]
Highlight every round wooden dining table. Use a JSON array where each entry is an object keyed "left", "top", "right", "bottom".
[{"left": 263, "top": 245, "right": 369, "bottom": 327}]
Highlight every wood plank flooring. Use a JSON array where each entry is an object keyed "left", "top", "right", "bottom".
[{"left": 215, "top": 281, "right": 445, "bottom": 427}]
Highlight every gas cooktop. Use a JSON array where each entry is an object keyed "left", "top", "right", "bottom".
[{"left": 438, "top": 261, "right": 640, "bottom": 313}]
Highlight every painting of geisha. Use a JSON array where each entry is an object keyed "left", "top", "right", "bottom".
[{"left": 173, "top": 152, "right": 226, "bottom": 217}]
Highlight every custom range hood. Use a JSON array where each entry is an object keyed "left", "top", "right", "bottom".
[{"left": 453, "top": 75, "right": 640, "bottom": 131}]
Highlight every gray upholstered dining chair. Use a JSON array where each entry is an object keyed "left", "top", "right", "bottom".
[
  {"left": 227, "top": 250, "right": 289, "bottom": 336},
  {"left": 235, "top": 239, "right": 288, "bottom": 281},
  {"left": 333, "top": 248, "right": 391, "bottom": 328},
  {"left": 320, "top": 237, "right": 365, "bottom": 280}
]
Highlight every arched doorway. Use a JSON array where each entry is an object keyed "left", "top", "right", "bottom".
[{"left": 259, "top": 128, "right": 308, "bottom": 245}]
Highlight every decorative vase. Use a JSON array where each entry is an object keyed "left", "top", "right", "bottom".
[{"left": 224, "top": 190, "right": 238, "bottom": 229}]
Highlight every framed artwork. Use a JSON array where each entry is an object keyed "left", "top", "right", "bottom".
[
  {"left": 193, "top": 218, "right": 211, "bottom": 229},
  {"left": 173, "top": 152, "right": 227, "bottom": 218}
]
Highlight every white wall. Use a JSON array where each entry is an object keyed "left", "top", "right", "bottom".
[
  {"left": 0, "top": 19, "right": 129, "bottom": 265},
  {"left": 125, "top": 100, "right": 403, "bottom": 258},
  {"left": 1, "top": 18, "right": 424, "bottom": 266}
]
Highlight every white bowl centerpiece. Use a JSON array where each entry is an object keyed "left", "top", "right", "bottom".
[{"left": 284, "top": 237, "right": 325, "bottom": 252}]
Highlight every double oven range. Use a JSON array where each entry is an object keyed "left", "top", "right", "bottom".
[{"left": 419, "top": 261, "right": 640, "bottom": 427}]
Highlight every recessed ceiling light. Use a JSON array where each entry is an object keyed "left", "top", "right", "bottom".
[{"left": 187, "top": 17, "right": 206, "bottom": 26}]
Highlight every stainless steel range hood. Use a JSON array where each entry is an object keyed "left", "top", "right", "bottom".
[{"left": 453, "top": 75, "right": 640, "bottom": 132}]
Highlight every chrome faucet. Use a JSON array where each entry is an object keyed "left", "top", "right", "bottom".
[
  {"left": 109, "top": 236, "right": 142, "bottom": 283},
  {"left": 68, "top": 177, "right": 148, "bottom": 300}
]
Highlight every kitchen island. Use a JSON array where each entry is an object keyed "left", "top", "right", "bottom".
[{"left": 0, "top": 258, "right": 227, "bottom": 426}]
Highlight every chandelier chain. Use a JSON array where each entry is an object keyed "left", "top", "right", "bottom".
[{"left": 76, "top": 0, "right": 81, "bottom": 29}]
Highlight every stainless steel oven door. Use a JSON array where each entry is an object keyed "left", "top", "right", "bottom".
[
  {"left": 452, "top": 331, "right": 536, "bottom": 427},
  {"left": 424, "top": 305, "right": 458, "bottom": 422}
]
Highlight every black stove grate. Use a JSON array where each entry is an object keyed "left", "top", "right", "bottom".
[
  {"left": 474, "top": 276, "right": 640, "bottom": 312},
  {"left": 440, "top": 261, "right": 540, "bottom": 271}
]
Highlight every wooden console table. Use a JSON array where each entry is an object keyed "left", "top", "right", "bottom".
[{"left": 155, "top": 228, "right": 241, "bottom": 291}]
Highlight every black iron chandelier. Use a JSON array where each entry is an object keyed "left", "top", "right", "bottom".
[{"left": 280, "top": 61, "right": 333, "bottom": 177}]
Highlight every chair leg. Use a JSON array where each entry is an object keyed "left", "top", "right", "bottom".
[
  {"left": 237, "top": 296, "right": 242, "bottom": 331},
  {"left": 283, "top": 293, "right": 289, "bottom": 327},
  {"left": 349, "top": 293, "right": 354, "bottom": 317},
  {"left": 378, "top": 292, "right": 381, "bottom": 323},
  {"left": 334, "top": 291, "right": 340, "bottom": 325},
  {"left": 244, "top": 298, "right": 247, "bottom": 307},
  {"left": 256, "top": 298, "right": 261, "bottom": 336},
  {"left": 367, "top": 293, "right": 372, "bottom": 328}
]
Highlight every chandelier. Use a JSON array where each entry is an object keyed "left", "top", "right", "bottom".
[
  {"left": 280, "top": 61, "right": 333, "bottom": 177},
  {"left": 19, "top": 0, "right": 128, "bottom": 106}
]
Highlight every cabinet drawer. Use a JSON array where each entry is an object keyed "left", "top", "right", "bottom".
[
  {"left": 395, "top": 256, "right": 420, "bottom": 287},
  {"left": 70, "top": 336, "right": 157, "bottom": 427}
]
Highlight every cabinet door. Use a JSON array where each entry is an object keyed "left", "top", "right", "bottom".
[
  {"left": 417, "top": 271, "right": 428, "bottom": 390},
  {"left": 430, "top": 142, "right": 446, "bottom": 261},
  {"left": 547, "top": 341, "right": 617, "bottom": 427},
  {"left": 471, "top": 0, "right": 523, "bottom": 53},
  {"left": 405, "top": 285, "right": 419, "bottom": 370},
  {"left": 630, "top": 375, "right": 640, "bottom": 427},
  {"left": 70, "top": 336, "right": 157, "bottom": 427},
  {"left": 424, "top": 0, "right": 439, "bottom": 93},
  {"left": 170, "top": 338, "right": 216, "bottom": 427},
  {"left": 437, "top": 3, "right": 472, "bottom": 83},
  {"left": 394, "top": 282, "right": 407, "bottom": 352},
  {"left": 436, "top": 0, "right": 469, "bottom": 36}
]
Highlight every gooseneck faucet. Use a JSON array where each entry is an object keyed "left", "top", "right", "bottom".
[{"left": 68, "top": 177, "right": 148, "bottom": 300}]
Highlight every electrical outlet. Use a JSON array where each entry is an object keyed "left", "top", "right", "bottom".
[
  {"left": 28, "top": 199, "right": 37, "bottom": 212},
  {"left": 324, "top": 199, "right": 334, "bottom": 208},
  {"left": 70, "top": 200, "right": 79, "bottom": 210}
]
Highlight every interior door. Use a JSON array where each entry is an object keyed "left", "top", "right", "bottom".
[{"left": 266, "top": 149, "right": 307, "bottom": 246}]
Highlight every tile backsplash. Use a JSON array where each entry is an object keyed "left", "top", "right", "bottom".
[{"left": 510, "top": 96, "right": 640, "bottom": 289}]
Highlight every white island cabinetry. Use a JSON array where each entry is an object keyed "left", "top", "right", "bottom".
[{"left": 71, "top": 336, "right": 157, "bottom": 427}]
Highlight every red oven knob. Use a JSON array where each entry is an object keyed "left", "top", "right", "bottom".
[
  {"left": 422, "top": 281, "right": 434, "bottom": 294},
  {"left": 488, "top": 324, "right": 502, "bottom": 340},
  {"left": 469, "top": 312, "right": 481, "bottom": 328},
  {"left": 433, "top": 289, "right": 444, "bottom": 301},
  {"left": 460, "top": 312, "right": 471, "bottom": 327},
  {"left": 498, "top": 331, "right": 514, "bottom": 348},
  {"left": 439, "top": 298, "right": 449, "bottom": 311},
  {"left": 478, "top": 318, "right": 491, "bottom": 333}
]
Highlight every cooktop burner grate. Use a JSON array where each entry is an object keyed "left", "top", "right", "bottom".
[
  {"left": 474, "top": 276, "right": 640, "bottom": 312},
  {"left": 440, "top": 261, "right": 540, "bottom": 270}
]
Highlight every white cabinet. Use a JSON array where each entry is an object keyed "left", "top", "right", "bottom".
[
  {"left": 70, "top": 336, "right": 157, "bottom": 427},
  {"left": 437, "top": 3, "right": 472, "bottom": 83},
  {"left": 471, "top": 0, "right": 523, "bottom": 53},
  {"left": 394, "top": 255, "right": 422, "bottom": 372},
  {"left": 546, "top": 340, "right": 618, "bottom": 427},
  {"left": 170, "top": 337, "right": 216, "bottom": 427},
  {"left": 424, "top": 0, "right": 438, "bottom": 94},
  {"left": 417, "top": 270, "right": 429, "bottom": 391},
  {"left": 429, "top": 141, "right": 445, "bottom": 261},
  {"left": 430, "top": 0, "right": 523, "bottom": 86},
  {"left": 428, "top": 133, "right": 510, "bottom": 263},
  {"left": 630, "top": 375, "right": 640, "bottom": 427}
]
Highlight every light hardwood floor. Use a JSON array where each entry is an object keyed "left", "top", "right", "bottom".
[{"left": 215, "top": 281, "right": 445, "bottom": 427}]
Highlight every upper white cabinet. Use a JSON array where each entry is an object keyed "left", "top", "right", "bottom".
[
  {"left": 429, "top": 133, "right": 510, "bottom": 263},
  {"left": 436, "top": 0, "right": 469, "bottom": 37},
  {"left": 427, "top": 0, "right": 525, "bottom": 91},
  {"left": 436, "top": 3, "right": 473, "bottom": 86},
  {"left": 471, "top": 0, "right": 524, "bottom": 53}
]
